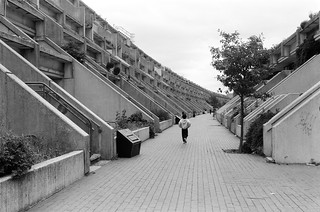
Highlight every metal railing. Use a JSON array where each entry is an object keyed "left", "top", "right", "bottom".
[{"left": 26, "top": 82, "right": 101, "bottom": 154}]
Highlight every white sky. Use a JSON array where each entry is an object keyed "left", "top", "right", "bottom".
[{"left": 81, "top": 0, "right": 320, "bottom": 93}]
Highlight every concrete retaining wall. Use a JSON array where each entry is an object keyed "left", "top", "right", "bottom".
[
  {"left": 133, "top": 127, "right": 150, "bottom": 142},
  {"left": 264, "top": 81, "right": 320, "bottom": 163},
  {"left": 160, "top": 119, "right": 173, "bottom": 131},
  {"left": 0, "top": 151, "right": 84, "bottom": 212},
  {"left": 0, "top": 66, "right": 90, "bottom": 173}
]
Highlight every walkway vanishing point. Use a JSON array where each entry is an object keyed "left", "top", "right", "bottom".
[{"left": 28, "top": 114, "right": 320, "bottom": 212}]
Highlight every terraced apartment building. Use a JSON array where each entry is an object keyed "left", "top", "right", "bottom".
[{"left": 0, "top": 0, "right": 230, "bottom": 174}]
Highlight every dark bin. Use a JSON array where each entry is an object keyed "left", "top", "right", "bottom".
[
  {"left": 175, "top": 116, "right": 180, "bottom": 124},
  {"left": 117, "top": 129, "right": 141, "bottom": 158}
]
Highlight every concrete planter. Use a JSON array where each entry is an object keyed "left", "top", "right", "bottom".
[
  {"left": 133, "top": 127, "right": 150, "bottom": 142},
  {"left": 160, "top": 119, "right": 173, "bottom": 131},
  {"left": 0, "top": 150, "right": 84, "bottom": 212}
]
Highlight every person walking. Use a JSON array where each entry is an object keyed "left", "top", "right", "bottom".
[{"left": 178, "top": 112, "right": 191, "bottom": 143}]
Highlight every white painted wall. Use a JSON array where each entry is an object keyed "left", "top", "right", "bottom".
[{"left": 264, "top": 81, "right": 320, "bottom": 163}]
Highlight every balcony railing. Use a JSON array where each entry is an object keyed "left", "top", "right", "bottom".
[{"left": 26, "top": 82, "right": 101, "bottom": 156}]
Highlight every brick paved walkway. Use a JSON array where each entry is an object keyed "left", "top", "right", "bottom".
[{"left": 28, "top": 114, "right": 320, "bottom": 212}]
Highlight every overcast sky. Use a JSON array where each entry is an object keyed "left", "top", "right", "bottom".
[{"left": 81, "top": 0, "right": 320, "bottom": 93}]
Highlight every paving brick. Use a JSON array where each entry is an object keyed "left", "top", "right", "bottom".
[{"left": 27, "top": 114, "right": 320, "bottom": 212}]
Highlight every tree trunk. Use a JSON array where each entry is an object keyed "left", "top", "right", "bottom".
[{"left": 239, "top": 95, "right": 244, "bottom": 152}]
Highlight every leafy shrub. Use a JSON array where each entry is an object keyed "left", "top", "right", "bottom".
[
  {"left": 62, "top": 42, "right": 85, "bottom": 63},
  {"left": 0, "top": 130, "right": 71, "bottom": 179},
  {"left": 115, "top": 109, "right": 128, "bottom": 129},
  {"left": 240, "top": 142, "right": 252, "bottom": 154},
  {"left": 151, "top": 110, "right": 170, "bottom": 121},
  {"left": 148, "top": 122, "right": 155, "bottom": 138},
  {"left": 0, "top": 134, "right": 35, "bottom": 179},
  {"left": 115, "top": 110, "right": 155, "bottom": 138},
  {"left": 296, "top": 37, "right": 320, "bottom": 68},
  {"left": 245, "top": 111, "right": 275, "bottom": 155},
  {"left": 127, "top": 111, "right": 143, "bottom": 122}
]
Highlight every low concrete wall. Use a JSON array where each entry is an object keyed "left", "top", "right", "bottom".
[
  {"left": 0, "top": 66, "right": 90, "bottom": 173},
  {"left": 133, "top": 127, "right": 150, "bottom": 142},
  {"left": 160, "top": 119, "right": 173, "bottom": 131},
  {"left": 264, "top": 81, "right": 320, "bottom": 163},
  {"left": 0, "top": 151, "right": 84, "bottom": 212}
]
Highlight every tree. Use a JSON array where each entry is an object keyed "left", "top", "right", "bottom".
[
  {"left": 206, "top": 94, "right": 221, "bottom": 109},
  {"left": 210, "top": 30, "right": 271, "bottom": 152}
]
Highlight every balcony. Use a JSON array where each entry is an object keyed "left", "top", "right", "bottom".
[
  {"left": 40, "top": 0, "right": 63, "bottom": 17},
  {"left": 93, "top": 23, "right": 110, "bottom": 39},
  {"left": 93, "top": 34, "right": 104, "bottom": 48},
  {"left": 7, "top": 0, "right": 44, "bottom": 21},
  {"left": 123, "top": 45, "right": 136, "bottom": 60},
  {"left": 62, "top": 0, "right": 84, "bottom": 26},
  {"left": 63, "top": 28, "right": 84, "bottom": 43}
]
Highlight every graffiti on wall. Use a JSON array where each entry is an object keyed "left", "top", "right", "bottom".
[{"left": 296, "top": 111, "right": 317, "bottom": 136}]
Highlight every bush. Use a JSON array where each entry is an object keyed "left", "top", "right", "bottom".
[
  {"left": 115, "top": 110, "right": 128, "bottom": 129},
  {"left": 115, "top": 110, "right": 155, "bottom": 137},
  {"left": 0, "top": 131, "right": 71, "bottom": 179},
  {"left": 148, "top": 122, "right": 155, "bottom": 138},
  {"left": 296, "top": 37, "right": 320, "bottom": 68},
  {"left": 62, "top": 42, "right": 85, "bottom": 63},
  {"left": 127, "top": 111, "right": 143, "bottom": 122},
  {"left": 245, "top": 111, "right": 275, "bottom": 155},
  {"left": 0, "top": 134, "right": 35, "bottom": 179},
  {"left": 151, "top": 110, "right": 170, "bottom": 121}
]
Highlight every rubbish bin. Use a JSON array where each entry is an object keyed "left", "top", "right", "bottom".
[{"left": 117, "top": 129, "right": 141, "bottom": 158}]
